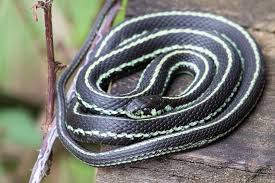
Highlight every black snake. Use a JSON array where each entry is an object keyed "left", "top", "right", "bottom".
[{"left": 56, "top": 0, "right": 265, "bottom": 167}]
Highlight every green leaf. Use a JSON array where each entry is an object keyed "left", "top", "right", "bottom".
[
  {"left": 55, "top": 0, "right": 105, "bottom": 46},
  {"left": 59, "top": 155, "right": 96, "bottom": 183},
  {"left": 113, "top": 0, "right": 128, "bottom": 25},
  {"left": 0, "top": 0, "right": 44, "bottom": 94},
  {"left": 0, "top": 108, "right": 41, "bottom": 148},
  {"left": 0, "top": 163, "right": 4, "bottom": 182}
]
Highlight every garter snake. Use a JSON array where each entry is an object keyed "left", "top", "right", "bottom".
[{"left": 56, "top": 0, "right": 265, "bottom": 167}]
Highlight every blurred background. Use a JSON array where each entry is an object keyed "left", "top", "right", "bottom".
[{"left": 0, "top": 0, "right": 126, "bottom": 182}]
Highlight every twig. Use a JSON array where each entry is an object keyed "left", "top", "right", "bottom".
[
  {"left": 43, "top": 0, "right": 56, "bottom": 134},
  {"left": 32, "top": 0, "right": 63, "bottom": 134},
  {"left": 29, "top": 1, "right": 121, "bottom": 182}
]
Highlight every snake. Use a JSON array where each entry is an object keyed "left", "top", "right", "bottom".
[{"left": 56, "top": 0, "right": 265, "bottom": 167}]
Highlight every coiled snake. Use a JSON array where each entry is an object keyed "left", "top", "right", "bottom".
[{"left": 56, "top": 1, "right": 265, "bottom": 167}]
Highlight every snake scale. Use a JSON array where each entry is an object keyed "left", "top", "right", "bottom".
[{"left": 56, "top": 0, "right": 265, "bottom": 167}]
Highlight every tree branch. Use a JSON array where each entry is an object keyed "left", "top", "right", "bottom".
[
  {"left": 43, "top": 0, "right": 56, "bottom": 133},
  {"left": 32, "top": 0, "right": 62, "bottom": 134},
  {"left": 29, "top": 1, "right": 121, "bottom": 182}
]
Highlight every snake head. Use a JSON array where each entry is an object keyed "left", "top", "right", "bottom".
[{"left": 126, "top": 95, "right": 172, "bottom": 118}]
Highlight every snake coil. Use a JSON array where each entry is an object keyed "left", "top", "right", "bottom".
[{"left": 57, "top": 2, "right": 265, "bottom": 167}]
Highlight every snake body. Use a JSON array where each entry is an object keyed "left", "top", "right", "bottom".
[{"left": 56, "top": 1, "right": 265, "bottom": 167}]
